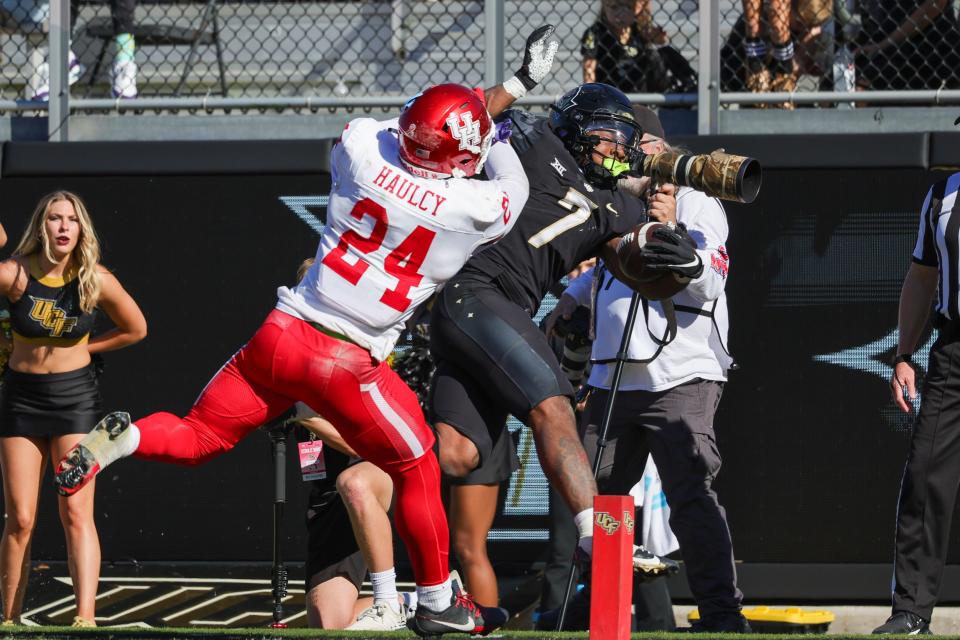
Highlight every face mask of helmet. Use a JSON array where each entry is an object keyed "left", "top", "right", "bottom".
[
  {"left": 559, "top": 119, "right": 641, "bottom": 190},
  {"left": 549, "top": 83, "right": 644, "bottom": 190}
]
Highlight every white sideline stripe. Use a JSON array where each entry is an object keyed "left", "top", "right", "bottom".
[
  {"left": 191, "top": 604, "right": 302, "bottom": 626},
  {"left": 361, "top": 381, "right": 424, "bottom": 457},
  {"left": 95, "top": 587, "right": 214, "bottom": 621},
  {"left": 49, "top": 586, "right": 142, "bottom": 617},
  {"left": 163, "top": 588, "right": 269, "bottom": 620},
  {"left": 21, "top": 593, "right": 77, "bottom": 622},
  {"left": 162, "top": 588, "right": 304, "bottom": 621}
]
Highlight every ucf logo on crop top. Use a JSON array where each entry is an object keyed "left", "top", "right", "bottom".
[{"left": 27, "top": 296, "right": 79, "bottom": 337}]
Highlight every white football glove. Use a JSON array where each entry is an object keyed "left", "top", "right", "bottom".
[{"left": 504, "top": 24, "right": 560, "bottom": 98}]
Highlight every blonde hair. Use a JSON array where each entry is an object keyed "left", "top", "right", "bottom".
[
  {"left": 296, "top": 257, "right": 315, "bottom": 283},
  {"left": 14, "top": 191, "right": 102, "bottom": 313}
]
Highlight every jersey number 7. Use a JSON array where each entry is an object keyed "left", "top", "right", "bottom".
[
  {"left": 322, "top": 198, "right": 437, "bottom": 312},
  {"left": 528, "top": 188, "right": 598, "bottom": 248}
]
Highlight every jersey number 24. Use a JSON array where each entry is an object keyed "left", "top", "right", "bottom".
[{"left": 322, "top": 198, "right": 437, "bottom": 312}]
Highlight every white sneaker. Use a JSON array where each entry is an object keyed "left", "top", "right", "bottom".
[
  {"left": 28, "top": 49, "right": 83, "bottom": 101},
  {"left": 111, "top": 58, "right": 137, "bottom": 98},
  {"left": 345, "top": 600, "right": 407, "bottom": 631},
  {"left": 68, "top": 49, "right": 83, "bottom": 85}
]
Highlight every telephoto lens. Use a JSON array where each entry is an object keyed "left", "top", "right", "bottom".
[{"left": 639, "top": 149, "right": 762, "bottom": 203}]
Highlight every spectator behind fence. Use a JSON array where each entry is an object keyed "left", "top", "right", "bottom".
[
  {"left": 0, "top": 0, "right": 82, "bottom": 100},
  {"left": 854, "top": 0, "right": 960, "bottom": 90},
  {"left": 71, "top": 0, "right": 138, "bottom": 98},
  {"left": 0, "top": 0, "right": 137, "bottom": 99},
  {"left": 581, "top": 0, "right": 696, "bottom": 95},
  {"left": 0, "top": 191, "right": 146, "bottom": 628},
  {"left": 721, "top": 0, "right": 835, "bottom": 104},
  {"left": 740, "top": 0, "right": 824, "bottom": 106}
]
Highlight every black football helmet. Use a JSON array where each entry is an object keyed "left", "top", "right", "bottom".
[{"left": 549, "top": 83, "right": 644, "bottom": 190}]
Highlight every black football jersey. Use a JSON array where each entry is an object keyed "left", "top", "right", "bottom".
[{"left": 459, "top": 110, "right": 647, "bottom": 316}]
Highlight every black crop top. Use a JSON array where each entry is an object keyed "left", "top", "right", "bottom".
[{"left": 9, "top": 257, "right": 96, "bottom": 346}]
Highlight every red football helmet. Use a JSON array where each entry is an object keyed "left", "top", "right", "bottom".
[{"left": 398, "top": 83, "right": 494, "bottom": 180}]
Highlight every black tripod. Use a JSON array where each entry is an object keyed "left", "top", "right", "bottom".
[
  {"left": 556, "top": 290, "right": 643, "bottom": 631},
  {"left": 264, "top": 412, "right": 294, "bottom": 628}
]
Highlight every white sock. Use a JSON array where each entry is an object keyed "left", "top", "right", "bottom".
[
  {"left": 402, "top": 590, "right": 418, "bottom": 612},
  {"left": 123, "top": 424, "right": 141, "bottom": 457},
  {"left": 370, "top": 568, "right": 400, "bottom": 613},
  {"left": 575, "top": 508, "right": 594, "bottom": 555},
  {"left": 90, "top": 421, "right": 140, "bottom": 468},
  {"left": 417, "top": 578, "right": 453, "bottom": 612}
]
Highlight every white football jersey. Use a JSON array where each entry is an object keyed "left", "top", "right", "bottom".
[{"left": 277, "top": 116, "right": 528, "bottom": 361}]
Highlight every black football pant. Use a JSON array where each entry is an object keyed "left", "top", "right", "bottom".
[
  {"left": 582, "top": 380, "right": 743, "bottom": 619},
  {"left": 892, "top": 328, "right": 960, "bottom": 621}
]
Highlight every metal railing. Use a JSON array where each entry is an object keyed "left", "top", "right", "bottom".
[{"left": 1, "top": 0, "right": 956, "bottom": 140}]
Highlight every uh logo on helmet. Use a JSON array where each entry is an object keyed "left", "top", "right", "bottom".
[
  {"left": 398, "top": 83, "right": 494, "bottom": 180},
  {"left": 549, "top": 83, "right": 645, "bottom": 190}
]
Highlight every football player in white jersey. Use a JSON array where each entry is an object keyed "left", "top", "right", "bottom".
[{"left": 52, "top": 25, "right": 559, "bottom": 637}]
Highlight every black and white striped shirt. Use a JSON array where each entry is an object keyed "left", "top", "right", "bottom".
[{"left": 914, "top": 172, "right": 960, "bottom": 319}]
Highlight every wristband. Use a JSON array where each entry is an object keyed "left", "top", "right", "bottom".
[{"left": 892, "top": 353, "right": 914, "bottom": 366}]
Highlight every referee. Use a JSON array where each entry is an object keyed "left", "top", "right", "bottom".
[{"left": 875, "top": 169, "right": 960, "bottom": 635}]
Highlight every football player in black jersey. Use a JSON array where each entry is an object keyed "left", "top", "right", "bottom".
[{"left": 428, "top": 84, "right": 697, "bottom": 605}]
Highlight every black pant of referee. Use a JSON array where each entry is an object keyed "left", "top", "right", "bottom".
[
  {"left": 879, "top": 174, "right": 960, "bottom": 635},
  {"left": 891, "top": 318, "right": 960, "bottom": 627}
]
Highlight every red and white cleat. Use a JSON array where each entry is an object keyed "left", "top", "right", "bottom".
[{"left": 55, "top": 411, "right": 134, "bottom": 496}]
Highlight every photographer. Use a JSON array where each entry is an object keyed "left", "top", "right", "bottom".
[{"left": 544, "top": 107, "right": 746, "bottom": 633}]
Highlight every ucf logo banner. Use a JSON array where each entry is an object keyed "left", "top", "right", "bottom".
[
  {"left": 595, "top": 511, "right": 621, "bottom": 535},
  {"left": 28, "top": 296, "right": 79, "bottom": 337},
  {"left": 595, "top": 510, "right": 636, "bottom": 535}
]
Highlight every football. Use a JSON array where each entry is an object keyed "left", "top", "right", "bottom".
[{"left": 615, "top": 221, "right": 687, "bottom": 300}]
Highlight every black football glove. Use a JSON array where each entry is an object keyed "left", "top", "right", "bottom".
[
  {"left": 640, "top": 226, "right": 704, "bottom": 282},
  {"left": 515, "top": 25, "right": 560, "bottom": 91}
]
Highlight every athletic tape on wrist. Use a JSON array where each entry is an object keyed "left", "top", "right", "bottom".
[{"left": 503, "top": 75, "right": 528, "bottom": 99}]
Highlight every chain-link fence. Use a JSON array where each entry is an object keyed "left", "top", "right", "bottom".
[
  {"left": 720, "top": 0, "right": 960, "bottom": 107},
  {"left": 0, "top": 0, "right": 958, "bottom": 112}
]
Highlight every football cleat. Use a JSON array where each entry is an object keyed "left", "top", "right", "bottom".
[
  {"left": 576, "top": 539, "right": 679, "bottom": 579},
  {"left": 633, "top": 544, "right": 680, "bottom": 577},
  {"left": 346, "top": 601, "right": 408, "bottom": 631},
  {"left": 408, "top": 578, "right": 508, "bottom": 637},
  {"left": 55, "top": 411, "right": 134, "bottom": 496}
]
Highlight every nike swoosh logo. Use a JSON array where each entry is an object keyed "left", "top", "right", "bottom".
[
  {"left": 606, "top": 202, "right": 619, "bottom": 215},
  {"left": 422, "top": 616, "right": 476, "bottom": 632}
]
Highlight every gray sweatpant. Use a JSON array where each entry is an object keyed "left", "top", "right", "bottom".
[{"left": 581, "top": 379, "right": 743, "bottom": 619}]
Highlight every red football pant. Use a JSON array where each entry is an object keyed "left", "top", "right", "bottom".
[{"left": 133, "top": 309, "right": 449, "bottom": 586}]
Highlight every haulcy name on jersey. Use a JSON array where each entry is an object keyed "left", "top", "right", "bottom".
[{"left": 372, "top": 165, "right": 447, "bottom": 216}]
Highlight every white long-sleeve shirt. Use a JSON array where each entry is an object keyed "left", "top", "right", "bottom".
[{"left": 564, "top": 186, "right": 733, "bottom": 392}]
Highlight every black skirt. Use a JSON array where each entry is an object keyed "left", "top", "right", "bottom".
[{"left": 0, "top": 365, "right": 102, "bottom": 437}]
